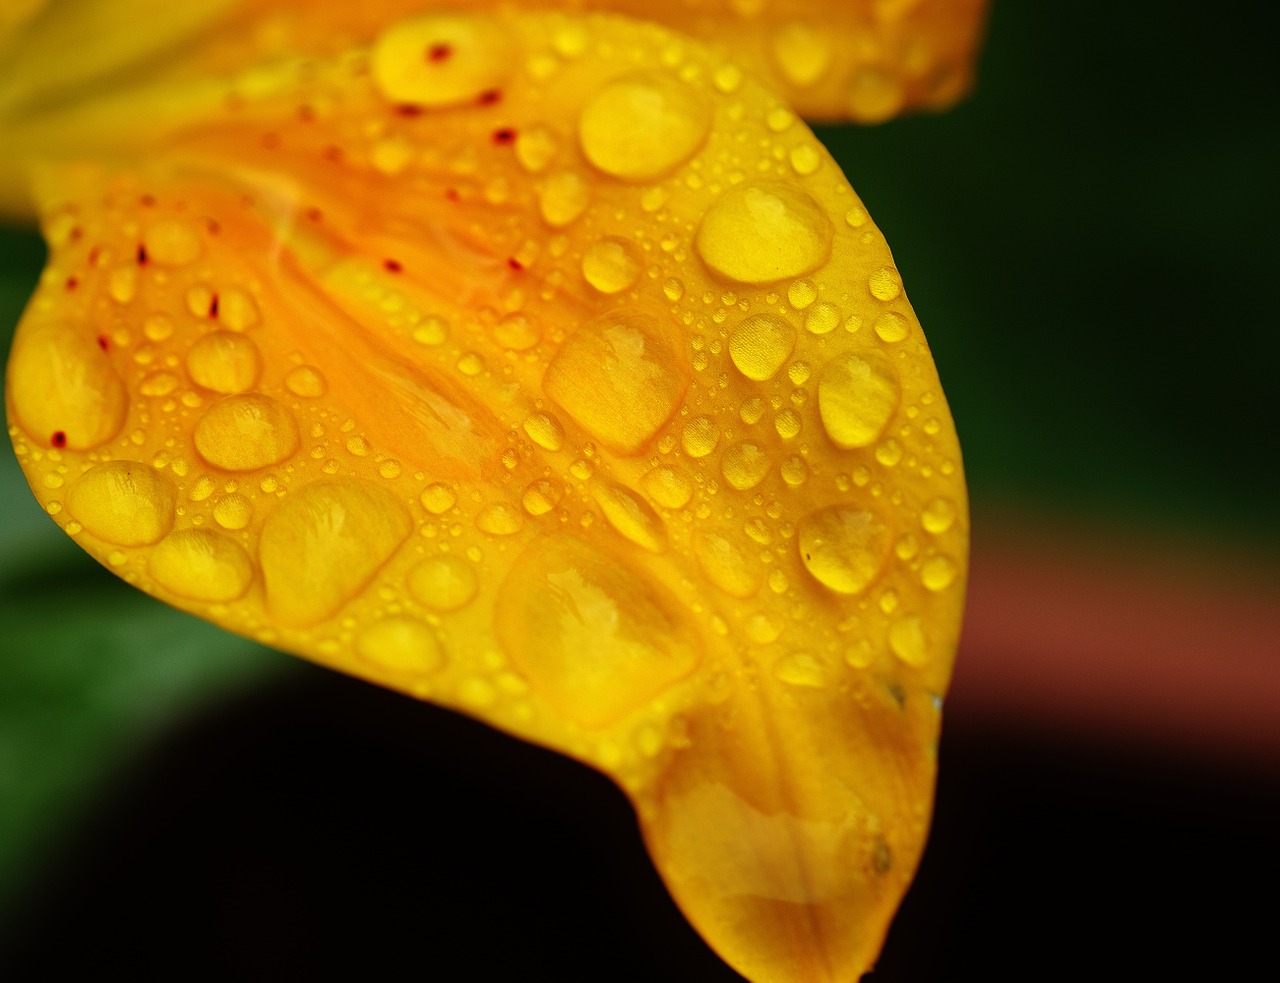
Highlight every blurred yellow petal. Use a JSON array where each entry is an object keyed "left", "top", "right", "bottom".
[{"left": 4, "top": 6, "right": 968, "bottom": 982}]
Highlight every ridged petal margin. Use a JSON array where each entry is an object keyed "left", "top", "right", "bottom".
[{"left": 4, "top": 9, "right": 967, "bottom": 981}]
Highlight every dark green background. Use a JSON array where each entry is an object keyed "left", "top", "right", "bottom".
[{"left": 2, "top": 2, "right": 1277, "bottom": 979}]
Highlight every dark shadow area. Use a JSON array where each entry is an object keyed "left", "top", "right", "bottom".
[{"left": 2, "top": 668, "right": 1275, "bottom": 981}]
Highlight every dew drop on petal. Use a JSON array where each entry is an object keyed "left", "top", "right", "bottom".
[
  {"left": 259, "top": 479, "right": 411, "bottom": 626},
  {"left": 67, "top": 461, "right": 176, "bottom": 546},
  {"left": 371, "top": 14, "right": 513, "bottom": 108},
  {"left": 544, "top": 307, "right": 688, "bottom": 455},
  {"left": 797, "top": 505, "right": 892, "bottom": 596},
  {"left": 641, "top": 464, "right": 693, "bottom": 510},
  {"left": 720, "top": 441, "right": 771, "bottom": 491},
  {"left": 817, "top": 352, "right": 900, "bottom": 449},
  {"left": 729, "top": 313, "right": 796, "bottom": 382},
  {"left": 495, "top": 536, "right": 699, "bottom": 728},
  {"left": 148, "top": 529, "right": 254, "bottom": 602},
  {"left": 186, "top": 331, "right": 262, "bottom": 394},
  {"left": 592, "top": 482, "right": 668, "bottom": 553},
  {"left": 355, "top": 616, "right": 445, "bottom": 676},
  {"left": 582, "top": 237, "right": 642, "bottom": 294},
  {"left": 695, "top": 181, "right": 832, "bottom": 285},
  {"left": 693, "top": 530, "right": 761, "bottom": 598},
  {"left": 889, "top": 615, "right": 928, "bottom": 667},
  {"left": 408, "top": 554, "right": 479, "bottom": 611},
  {"left": 194, "top": 394, "right": 300, "bottom": 471},
  {"left": 580, "top": 72, "right": 709, "bottom": 181},
  {"left": 8, "top": 322, "right": 128, "bottom": 450}
]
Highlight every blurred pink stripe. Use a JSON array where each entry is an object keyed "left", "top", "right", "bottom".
[{"left": 947, "top": 518, "right": 1280, "bottom": 764}]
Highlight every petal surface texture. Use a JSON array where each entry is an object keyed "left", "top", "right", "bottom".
[{"left": 4, "top": 9, "right": 967, "bottom": 982}]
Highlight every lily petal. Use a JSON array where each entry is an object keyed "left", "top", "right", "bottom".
[{"left": 4, "top": 8, "right": 967, "bottom": 982}]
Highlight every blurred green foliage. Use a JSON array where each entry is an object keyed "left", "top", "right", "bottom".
[{"left": 1, "top": 0, "right": 1277, "bottom": 943}]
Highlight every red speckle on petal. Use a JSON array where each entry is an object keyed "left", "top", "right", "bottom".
[
  {"left": 395, "top": 104, "right": 424, "bottom": 118},
  {"left": 136, "top": 244, "right": 149, "bottom": 265},
  {"left": 427, "top": 43, "right": 453, "bottom": 63},
  {"left": 493, "top": 129, "right": 516, "bottom": 145},
  {"left": 383, "top": 259, "right": 403, "bottom": 273},
  {"left": 139, "top": 194, "right": 156, "bottom": 207},
  {"left": 209, "top": 293, "right": 220, "bottom": 318},
  {"left": 478, "top": 89, "right": 502, "bottom": 106},
  {"left": 97, "top": 335, "right": 109, "bottom": 351},
  {"left": 507, "top": 257, "right": 524, "bottom": 271},
  {"left": 445, "top": 188, "right": 460, "bottom": 202},
  {"left": 51, "top": 431, "right": 67, "bottom": 448},
  {"left": 65, "top": 277, "right": 78, "bottom": 291}
]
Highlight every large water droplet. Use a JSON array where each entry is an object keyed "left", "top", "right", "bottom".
[
  {"left": 149, "top": 528, "right": 253, "bottom": 602},
  {"left": 495, "top": 536, "right": 699, "bottom": 728},
  {"left": 889, "top": 616, "right": 928, "bottom": 667},
  {"left": 592, "top": 482, "right": 668, "bottom": 553},
  {"left": 259, "top": 479, "right": 411, "bottom": 626},
  {"left": 729, "top": 313, "right": 796, "bottom": 381},
  {"left": 641, "top": 464, "right": 693, "bottom": 510},
  {"left": 580, "top": 72, "right": 709, "bottom": 181},
  {"left": 816, "top": 352, "right": 900, "bottom": 449},
  {"left": 797, "top": 505, "right": 892, "bottom": 596},
  {"left": 371, "top": 14, "right": 513, "bottom": 108},
  {"left": 186, "top": 331, "right": 262, "bottom": 394},
  {"left": 8, "top": 321, "right": 128, "bottom": 450},
  {"left": 195, "top": 394, "right": 300, "bottom": 471},
  {"left": 408, "top": 553, "right": 479, "bottom": 611},
  {"left": 695, "top": 181, "right": 833, "bottom": 285},
  {"left": 67, "top": 461, "right": 175, "bottom": 546},
  {"left": 693, "top": 530, "right": 761, "bottom": 598},
  {"left": 544, "top": 307, "right": 688, "bottom": 455}
]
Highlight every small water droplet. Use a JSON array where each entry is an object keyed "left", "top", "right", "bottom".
[
  {"left": 721, "top": 441, "right": 771, "bottom": 491},
  {"left": 640, "top": 465, "right": 693, "bottom": 509},
  {"left": 67, "top": 461, "right": 176, "bottom": 546},
  {"left": 420, "top": 482, "right": 457, "bottom": 514},
  {"left": 212, "top": 493, "right": 253, "bottom": 530},
  {"left": 729, "top": 313, "right": 796, "bottom": 381},
  {"left": 285, "top": 365, "right": 327, "bottom": 398},
  {"left": 581, "top": 237, "right": 642, "bottom": 294},
  {"left": 797, "top": 505, "right": 891, "bottom": 596},
  {"left": 889, "top": 616, "right": 928, "bottom": 667},
  {"left": 817, "top": 352, "right": 900, "bottom": 449},
  {"left": 868, "top": 266, "right": 903, "bottom": 302},
  {"left": 521, "top": 479, "right": 562, "bottom": 516},
  {"left": 408, "top": 553, "right": 478, "bottom": 610},
  {"left": 186, "top": 331, "right": 262, "bottom": 394},
  {"left": 149, "top": 528, "right": 254, "bottom": 602},
  {"left": 356, "top": 617, "right": 445, "bottom": 676},
  {"left": 475, "top": 502, "right": 522, "bottom": 536},
  {"left": 921, "top": 554, "right": 958, "bottom": 592},
  {"left": 693, "top": 530, "right": 761, "bottom": 597},
  {"left": 592, "top": 482, "right": 668, "bottom": 553},
  {"left": 774, "top": 652, "right": 827, "bottom": 688},
  {"left": 874, "top": 311, "right": 909, "bottom": 343}
]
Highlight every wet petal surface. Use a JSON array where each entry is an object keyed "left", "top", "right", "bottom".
[{"left": 5, "top": 10, "right": 966, "bottom": 982}]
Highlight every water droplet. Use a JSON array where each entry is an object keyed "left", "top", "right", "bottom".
[
  {"left": 721, "top": 441, "right": 771, "bottom": 491},
  {"left": 142, "top": 218, "right": 201, "bottom": 266},
  {"left": 413, "top": 315, "right": 449, "bottom": 346},
  {"left": 774, "top": 652, "right": 827, "bottom": 688},
  {"left": 456, "top": 351, "right": 484, "bottom": 376},
  {"left": 693, "top": 530, "right": 761, "bottom": 597},
  {"left": 67, "top": 461, "right": 175, "bottom": 546},
  {"left": 848, "top": 68, "right": 906, "bottom": 124},
  {"left": 804, "top": 301, "right": 841, "bottom": 335},
  {"left": 868, "top": 266, "right": 903, "bottom": 302},
  {"left": 695, "top": 181, "right": 833, "bottom": 285},
  {"left": 774, "top": 409, "right": 802, "bottom": 440},
  {"left": 789, "top": 144, "right": 821, "bottom": 176},
  {"left": 889, "top": 616, "right": 928, "bottom": 667},
  {"left": 8, "top": 322, "right": 128, "bottom": 450},
  {"left": 475, "top": 502, "right": 522, "bottom": 536},
  {"left": 745, "top": 612, "right": 783, "bottom": 644},
  {"left": 580, "top": 72, "right": 709, "bottom": 180},
  {"left": 371, "top": 14, "right": 513, "bottom": 108},
  {"left": 212, "top": 493, "right": 253, "bottom": 530},
  {"left": 216, "top": 286, "right": 259, "bottom": 331},
  {"left": 772, "top": 22, "right": 832, "bottom": 88},
  {"left": 515, "top": 124, "right": 557, "bottom": 173},
  {"left": 539, "top": 170, "right": 590, "bottom": 227},
  {"left": 739, "top": 397, "right": 766, "bottom": 424},
  {"left": 544, "top": 306, "right": 688, "bottom": 455},
  {"left": 797, "top": 506, "right": 891, "bottom": 596},
  {"left": 355, "top": 616, "right": 445, "bottom": 676},
  {"left": 285, "top": 365, "right": 327, "bottom": 398},
  {"left": 195, "top": 394, "right": 300, "bottom": 471},
  {"left": 921, "top": 554, "right": 958, "bottom": 592},
  {"left": 408, "top": 553, "right": 478, "bottom": 610},
  {"left": 780, "top": 455, "right": 808, "bottom": 486},
  {"left": 107, "top": 265, "right": 137, "bottom": 304},
  {"left": 522, "top": 411, "right": 565, "bottom": 451},
  {"left": 729, "top": 313, "right": 796, "bottom": 381},
  {"left": 875, "top": 438, "right": 903, "bottom": 467},
  {"left": 640, "top": 464, "right": 693, "bottom": 510},
  {"left": 787, "top": 279, "right": 818, "bottom": 310},
  {"left": 186, "top": 331, "right": 262, "bottom": 394},
  {"left": 420, "top": 482, "right": 456, "bottom": 514},
  {"left": 681, "top": 416, "right": 719, "bottom": 458},
  {"left": 873, "top": 311, "right": 909, "bottom": 343},
  {"left": 921, "top": 496, "right": 962, "bottom": 532},
  {"left": 592, "top": 482, "right": 668, "bottom": 553},
  {"left": 494, "top": 536, "right": 699, "bottom": 728},
  {"left": 817, "top": 352, "right": 900, "bottom": 449},
  {"left": 259, "top": 479, "right": 411, "bottom": 626},
  {"left": 493, "top": 312, "right": 539, "bottom": 351},
  {"left": 581, "top": 237, "right": 642, "bottom": 294},
  {"left": 149, "top": 529, "right": 254, "bottom": 602},
  {"left": 521, "top": 479, "right": 562, "bottom": 516}
]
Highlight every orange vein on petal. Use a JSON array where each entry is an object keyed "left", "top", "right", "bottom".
[{"left": 3, "top": 10, "right": 967, "bottom": 983}]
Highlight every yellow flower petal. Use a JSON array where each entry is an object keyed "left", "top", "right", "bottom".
[{"left": 4, "top": 9, "right": 967, "bottom": 981}]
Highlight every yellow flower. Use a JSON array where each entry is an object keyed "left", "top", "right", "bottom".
[{"left": 2, "top": 2, "right": 980, "bottom": 980}]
